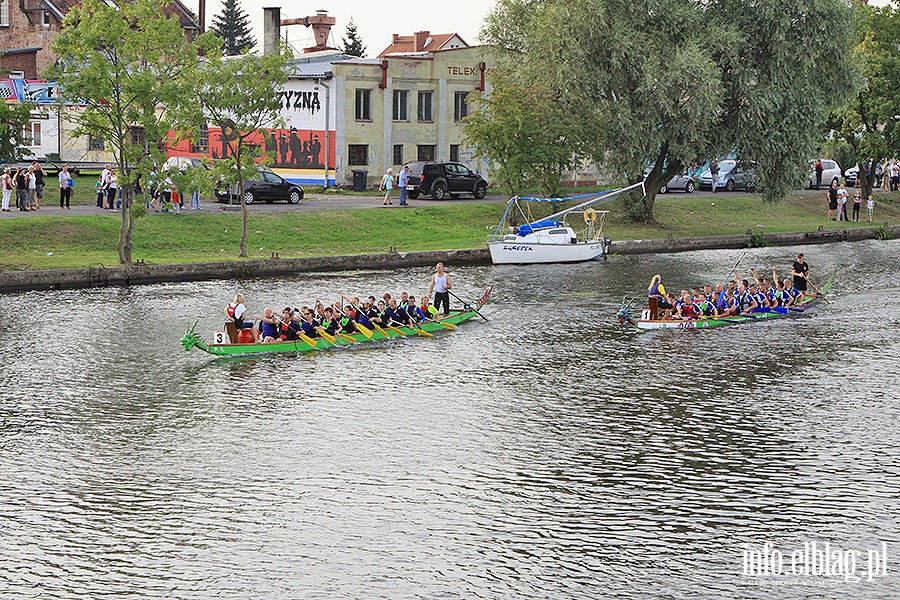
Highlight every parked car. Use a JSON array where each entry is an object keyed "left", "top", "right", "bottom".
[
  {"left": 164, "top": 156, "right": 207, "bottom": 171},
  {"left": 215, "top": 166, "right": 304, "bottom": 204},
  {"left": 844, "top": 165, "right": 859, "bottom": 187},
  {"left": 643, "top": 167, "right": 695, "bottom": 193},
  {"left": 403, "top": 161, "right": 488, "bottom": 200},
  {"left": 808, "top": 159, "right": 842, "bottom": 189},
  {"left": 699, "top": 160, "right": 756, "bottom": 192}
]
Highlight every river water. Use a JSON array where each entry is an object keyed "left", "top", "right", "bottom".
[{"left": 1, "top": 240, "right": 898, "bottom": 599}]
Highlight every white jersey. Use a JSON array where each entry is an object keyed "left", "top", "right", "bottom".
[{"left": 433, "top": 273, "right": 448, "bottom": 293}]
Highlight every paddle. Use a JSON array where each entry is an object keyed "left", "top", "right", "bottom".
[
  {"left": 372, "top": 323, "right": 391, "bottom": 338},
  {"left": 387, "top": 324, "right": 408, "bottom": 337},
  {"left": 315, "top": 327, "right": 338, "bottom": 344},
  {"left": 299, "top": 332, "right": 318, "bottom": 349},
  {"left": 447, "top": 290, "right": 489, "bottom": 322},
  {"left": 337, "top": 332, "right": 358, "bottom": 343},
  {"left": 724, "top": 251, "right": 748, "bottom": 286},
  {"left": 806, "top": 278, "right": 830, "bottom": 304}
]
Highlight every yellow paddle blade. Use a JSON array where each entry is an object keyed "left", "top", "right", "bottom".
[
  {"left": 337, "top": 332, "right": 357, "bottom": 343},
  {"left": 316, "top": 329, "right": 337, "bottom": 344},
  {"left": 372, "top": 323, "right": 389, "bottom": 337},
  {"left": 299, "top": 333, "right": 318, "bottom": 349},
  {"left": 411, "top": 327, "right": 434, "bottom": 338},
  {"left": 436, "top": 320, "right": 456, "bottom": 329},
  {"left": 355, "top": 323, "right": 374, "bottom": 339},
  {"left": 388, "top": 325, "right": 408, "bottom": 337}
]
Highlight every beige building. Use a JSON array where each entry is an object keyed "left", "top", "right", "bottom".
[{"left": 332, "top": 45, "right": 494, "bottom": 188}]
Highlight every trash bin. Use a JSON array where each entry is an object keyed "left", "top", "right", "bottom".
[{"left": 351, "top": 169, "right": 368, "bottom": 192}]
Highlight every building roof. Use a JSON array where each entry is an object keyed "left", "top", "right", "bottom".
[
  {"left": 44, "top": 0, "right": 199, "bottom": 30},
  {"left": 378, "top": 31, "right": 469, "bottom": 57}
]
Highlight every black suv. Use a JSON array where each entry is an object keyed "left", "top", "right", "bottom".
[
  {"left": 215, "top": 166, "right": 304, "bottom": 204},
  {"left": 404, "top": 161, "right": 488, "bottom": 200}
]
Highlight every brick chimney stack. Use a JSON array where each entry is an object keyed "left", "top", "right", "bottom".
[
  {"left": 263, "top": 7, "right": 280, "bottom": 56},
  {"left": 414, "top": 31, "right": 430, "bottom": 52}
]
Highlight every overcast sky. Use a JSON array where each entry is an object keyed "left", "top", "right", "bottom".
[{"left": 199, "top": 0, "right": 499, "bottom": 56}]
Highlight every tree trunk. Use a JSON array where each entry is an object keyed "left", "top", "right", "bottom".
[{"left": 237, "top": 144, "right": 248, "bottom": 258}]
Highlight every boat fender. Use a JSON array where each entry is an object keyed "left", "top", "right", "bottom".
[
  {"left": 237, "top": 329, "right": 254, "bottom": 343},
  {"left": 583, "top": 207, "right": 598, "bottom": 223}
]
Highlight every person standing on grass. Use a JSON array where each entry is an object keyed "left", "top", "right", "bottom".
[
  {"left": 379, "top": 167, "right": 394, "bottom": 206},
  {"left": 836, "top": 183, "right": 848, "bottom": 221},
  {"left": 31, "top": 162, "right": 46, "bottom": 209},
  {"left": 398, "top": 164, "right": 409, "bottom": 206},
  {"left": 852, "top": 190, "right": 862, "bottom": 222},
  {"left": 826, "top": 181, "right": 838, "bottom": 220},
  {"left": 867, "top": 195, "right": 876, "bottom": 222},
  {"left": 26, "top": 166, "right": 37, "bottom": 210},
  {"left": 58, "top": 165, "right": 73, "bottom": 209}
]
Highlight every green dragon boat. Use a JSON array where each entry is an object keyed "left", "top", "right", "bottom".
[
  {"left": 181, "top": 287, "right": 492, "bottom": 357},
  {"left": 617, "top": 279, "right": 831, "bottom": 330}
]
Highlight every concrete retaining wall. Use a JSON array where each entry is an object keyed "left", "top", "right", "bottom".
[{"left": 1, "top": 226, "right": 897, "bottom": 293}]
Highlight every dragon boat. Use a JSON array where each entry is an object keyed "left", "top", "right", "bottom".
[
  {"left": 617, "top": 279, "right": 832, "bottom": 330},
  {"left": 181, "top": 287, "right": 492, "bottom": 357}
]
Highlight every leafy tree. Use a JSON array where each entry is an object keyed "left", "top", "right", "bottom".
[
  {"left": 829, "top": 2, "right": 900, "bottom": 199},
  {"left": 171, "top": 41, "right": 290, "bottom": 257},
  {"left": 49, "top": 0, "right": 205, "bottom": 263},
  {"left": 211, "top": 0, "right": 256, "bottom": 56},
  {"left": 341, "top": 18, "right": 367, "bottom": 58},
  {"left": 0, "top": 98, "right": 34, "bottom": 162},
  {"left": 481, "top": 0, "right": 857, "bottom": 222},
  {"left": 465, "top": 67, "right": 581, "bottom": 197}
]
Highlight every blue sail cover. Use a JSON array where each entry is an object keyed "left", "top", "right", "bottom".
[{"left": 516, "top": 219, "right": 562, "bottom": 236}]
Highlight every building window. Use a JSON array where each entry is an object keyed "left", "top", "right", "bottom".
[
  {"left": 453, "top": 91, "right": 469, "bottom": 122},
  {"left": 392, "top": 90, "right": 409, "bottom": 121},
  {"left": 0, "top": 0, "right": 10, "bottom": 26},
  {"left": 129, "top": 126, "right": 145, "bottom": 148},
  {"left": 355, "top": 89, "right": 371, "bottom": 121},
  {"left": 393, "top": 144, "right": 403, "bottom": 166},
  {"left": 417, "top": 144, "right": 435, "bottom": 162},
  {"left": 42, "top": 10, "right": 51, "bottom": 26},
  {"left": 417, "top": 91, "right": 433, "bottom": 122},
  {"left": 450, "top": 144, "right": 460, "bottom": 162},
  {"left": 348, "top": 144, "right": 368, "bottom": 166},
  {"left": 192, "top": 124, "right": 209, "bottom": 153},
  {"left": 88, "top": 134, "right": 105, "bottom": 151},
  {"left": 23, "top": 123, "right": 41, "bottom": 147}
]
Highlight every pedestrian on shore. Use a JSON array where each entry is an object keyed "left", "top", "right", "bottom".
[
  {"left": 836, "top": 183, "right": 848, "bottom": 221},
  {"left": 14, "top": 167, "right": 27, "bottom": 211},
  {"left": 867, "top": 195, "right": 876, "bottom": 222},
  {"left": 826, "top": 180, "right": 837, "bottom": 221},
  {"left": 709, "top": 160, "right": 719, "bottom": 193},
  {"left": 31, "top": 161, "right": 46, "bottom": 209},
  {"left": 398, "top": 164, "right": 409, "bottom": 206},
  {"left": 26, "top": 166, "right": 37, "bottom": 210},
  {"left": 107, "top": 170, "right": 118, "bottom": 211},
  {"left": 95, "top": 175, "right": 106, "bottom": 208},
  {"left": 851, "top": 190, "right": 861, "bottom": 222},
  {"left": 0, "top": 168, "right": 12, "bottom": 212},
  {"left": 814, "top": 159, "right": 824, "bottom": 189},
  {"left": 379, "top": 167, "right": 394, "bottom": 206},
  {"left": 891, "top": 159, "right": 900, "bottom": 191},
  {"left": 58, "top": 165, "right": 73, "bottom": 209}
]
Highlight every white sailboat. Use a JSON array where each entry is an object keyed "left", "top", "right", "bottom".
[{"left": 486, "top": 182, "right": 645, "bottom": 265}]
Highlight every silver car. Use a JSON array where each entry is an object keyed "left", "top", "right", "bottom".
[
  {"left": 809, "top": 159, "right": 842, "bottom": 189},
  {"left": 642, "top": 167, "right": 696, "bottom": 193}
]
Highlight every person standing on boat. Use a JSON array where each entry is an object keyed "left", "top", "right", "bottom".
[
  {"left": 791, "top": 254, "right": 810, "bottom": 296},
  {"left": 429, "top": 262, "right": 453, "bottom": 316}
]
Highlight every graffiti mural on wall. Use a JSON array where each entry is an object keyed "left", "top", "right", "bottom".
[
  {"left": 0, "top": 80, "right": 61, "bottom": 103},
  {"left": 168, "top": 127, "right": 335, "bottom": 171}
]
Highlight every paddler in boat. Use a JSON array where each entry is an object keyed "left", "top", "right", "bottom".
[
  {"left": 276, "top": 307, "right": 302, "bottom": 341},
  {"left": 674, "top": 290, "right": 699, "bottom": 319},
  {"left": 406, "top": 295, "right": 427, "bottom": 325},
  {"left": 255, "top": 307, "right": 278, "bottom": 343},
  {"left": 385, "top": 298, "right": 409, "bottom": 326},
  {"left": 647, "top": 274, "right": 671, "bottom": 320},
  {"left": 419, "top": 295, "right": 439, "bottom": 321},
  {"left": 224, "top": 293, "right": 259, "bottom": 343},
  {"left": 317, "top": 307, "right": 339, "bottom": 337}
]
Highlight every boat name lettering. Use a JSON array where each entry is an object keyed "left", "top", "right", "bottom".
[
  {"left": 502, "top": 245, "right": 534, "bottom": 252},
  {"left": 679, "top": 322, "right": 696, "bottom": 329}
]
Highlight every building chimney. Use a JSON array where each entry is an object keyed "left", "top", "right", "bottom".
[
  {"left": 263, "top": 7, "right": 281, "bottom": 56},
  {"left": 303, "top": 10, "right": 336, "bottom": 53},
  {"left": 414, "top": 31, "right": 430, "bottom": 52}
]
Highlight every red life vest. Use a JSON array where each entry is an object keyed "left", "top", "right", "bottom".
[
  {"left": 681, "top": 303, "right": 698, "bottom": 318},
  {"left": 226, "top": 303, "right": 236, "bottom": 319}
]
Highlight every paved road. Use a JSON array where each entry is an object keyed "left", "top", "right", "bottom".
[{"left": 0, "top": 187, "right": 831, "bottom": 220}]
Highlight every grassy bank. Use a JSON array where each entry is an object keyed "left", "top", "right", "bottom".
[{"left": 1, "top": 188, "right": 896, "bottom": 270}]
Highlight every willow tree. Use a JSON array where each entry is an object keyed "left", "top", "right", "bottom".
[
  {"left": 170, "top": 42, "right": 290, "bottom": 257},
  {"left": 49, "top": 0, "right": 204, "bottom": 263},
  {"left": 464, "top": 67, "right": 582, "bottom": 197},
  {"left": 481, "top": 0, "right": 857, "bottom": 222}
]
